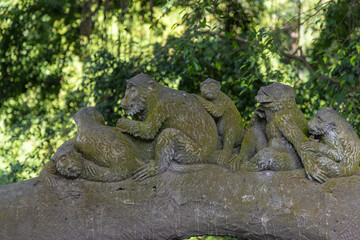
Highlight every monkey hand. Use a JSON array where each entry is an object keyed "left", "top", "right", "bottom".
[
  {"left": 302, "top": 155, "right": 327, "bottom": 183},
  {"left": 82, "top": 159, "right": 97, "bottom": 177},
  {"left": 229, "top": 155, "right": 243, "bottom": 172},
  {"left": 132, "top": 160, "right": 159, "bottom": 181},
  {"left": 116, "top": 118, "right": 131, "bottom": 132}
]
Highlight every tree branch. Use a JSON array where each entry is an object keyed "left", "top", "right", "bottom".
[
  {"left": 280, "top": 50, "right": 340, "bottom": 84},
  {"left": 196, "top": 30, "right": 340, "bottom": 84},
  {"left": 1, "top": 167, "right": 360, "bottom": 239},
  {"left": 197, "top": 30, "right": 248, "bottom": 43}
]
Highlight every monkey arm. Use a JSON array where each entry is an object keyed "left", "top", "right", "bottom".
[
  {"left": 314, "top": 143, "right": 344, "bottom": 163},
  {"left": 195, "top": 95, "right": 224, "bottom": 118},
  {"left": 116, "top": 105, "right": 166, "bottom": 140},
  {"left": 275, "top": 117, "right": 327, "bottom": 183},
  {"left": 325, "top": 149, "right": 344, "bottom": 163},
  {"left": 275, "top": 116, "right": 308, "bottom": 149},
  {"left": 223, "top": 129, "right": 236, "bottom": 152},
  {"left": 213, "top": 130, "right": 236, "bottom": 166}
]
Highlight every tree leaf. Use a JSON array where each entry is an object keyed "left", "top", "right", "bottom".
[
  {"left": 350, "top": 56, "right": 356, "bottom": 66},
  {"left": 215, "top": 61, "right": 221, "bottom": 70},
  {"left": 201, "top": 17, "right": 206, "bottom": 28}
]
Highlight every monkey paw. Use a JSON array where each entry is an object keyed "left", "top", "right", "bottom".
[
  {"left": 116, "top": 118, "right": 131, "bottom": 131},
  {"left": 132, "top": 160, "right": 159, "bottom": 181},
  {"left": 83, "top": 160, "right": 97, "bottom": 177},
  {"left": 39, "top": 170, "right": 58, "bottom": 188},
  {"left": 229, "top": 156, "right": 243, "bottom": 172},
  {"left": 305, "top": 165, "right": 327, "bottom": 183}
]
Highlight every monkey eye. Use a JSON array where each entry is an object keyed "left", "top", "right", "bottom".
[
  {"left": 127, "top": 83, "right": 135, "bottom": 89},
  {"left": 316, "top": 115, "right": 323, "bottom": 122},
  {"left": 130, "top": 85, "right": 137, "bottom": 92}
]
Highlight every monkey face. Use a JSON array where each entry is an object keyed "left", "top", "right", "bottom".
[
  {"left": 308, "top": 110, "right": 336, "bottom": 137},
  {"left": 255, "top": 82, "right": 295, "bottom": 106},
  {"left": 52, "top": 140, "right": 83, "bottom": 178},
  {"left": 121, "top": 83, "right": 146, "bottom": 116},
  {"left": 200, "top": 82, "right": 221, "bottom": 100},
  {"left": 121, "top": 74, "right": 158, "bottom": 116},
  {"left": 53, "top": 150, "right": 83, "bottom": 178}
]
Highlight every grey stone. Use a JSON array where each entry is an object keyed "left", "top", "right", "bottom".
[{"left": 1, "top": 167, "right": 360, "bottom": 239}]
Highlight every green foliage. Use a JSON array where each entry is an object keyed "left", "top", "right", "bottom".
[
  {"left": 299, "top": 0, "right": 360, "bottom": 132},
  {"left": 0, "top": 0, "right": 359, "bottom": 189}
]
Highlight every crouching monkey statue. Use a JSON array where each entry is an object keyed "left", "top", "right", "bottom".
[{"left": 116, "top": 73, "right": 219, "bottom": 181}]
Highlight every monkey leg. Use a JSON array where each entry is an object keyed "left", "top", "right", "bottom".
[
  {"left": 156, "top": 128, "right": 205, "bottom": 167},
  {"left": 314, "top": 157, "right": 343, "bottom": 177},
  {"left": 231, "top": 126, "right": 268, "bottom": 171},
  {"left": 311, "top": 156, "right": 358, "bottom": 178},
  {"left": 211, "top": 129, "right": 237, "bottom": 166},
  {"left": 133, "top": 128, "right": 205, "bottom": 181},
  {"left": 241, "top": 147, "right": 300, "bottom": 171}
]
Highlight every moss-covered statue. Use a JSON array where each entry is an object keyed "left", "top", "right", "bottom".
[
  {"left": 40, "top": 107, "right": 153, "bottom": 186},
  {"left": 116, "top": 73, "right": 219, "bottom": 181},
  {"left": 231, "top": 106, "right": 267, "bottom": 170},
  {"left": 194, "top": 78, "right": 244, "bottom": 165},
  {"left": 299, "top": 108, "right": 360, "bottom": 182},
  {"left": 39, "top": 75, "right": 360, "bottom": 186},
  {"left": 233, "top": 82, "right": 308, "bottom": 171}
]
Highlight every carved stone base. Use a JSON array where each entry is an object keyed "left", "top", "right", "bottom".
[{"left": 1, "top": 166, "right": 360, "bottom": 240}]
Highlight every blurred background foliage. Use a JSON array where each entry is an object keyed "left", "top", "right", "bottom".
[{"left": 0, "top": 0, "right": 359, "bottom": 189}]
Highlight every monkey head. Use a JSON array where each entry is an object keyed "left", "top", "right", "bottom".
[
  {"left": 200, "top": 78, "right": 221, "bottom": 100},
  {"left": 255, "top": 82, "right": 295, "bottom": 108},
  {"left": 52, "top": 139, "right": 83, "bottom": 178},
  {"left": 74, "top": 107, "right": 105, "bottom": 125},
  {"left": 121, "top": 73, "right": 159, "bottom": 116},
  {"left": 308, "top": 108, "right": 338, "bottom": 137}
]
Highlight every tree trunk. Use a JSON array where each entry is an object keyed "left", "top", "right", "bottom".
[{"left": 1, "top": 165, "right": 360, "bottom": 239}]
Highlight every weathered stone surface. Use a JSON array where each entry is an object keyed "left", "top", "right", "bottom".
[{"left": 1, "top": 166, "right": 360, "bottom": 240}]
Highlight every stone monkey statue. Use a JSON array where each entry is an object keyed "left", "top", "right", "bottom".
[
  {"left": 40, "top": 107, "right": 153, "bottom": 186},
  {"left": 195, "top": 78, "right": 244, "bottom": 165},
  {"left": 230, "top": 106, "right": 267, "bottom": 170},
  {"left": 116, "top": 73, "right": 219, "bottom": 181},
  {"left": 233, "top": 82, "right": 307, "bottom": 171},
  {"left": 300, "top": 108, "right": 360, "bottom": 181}
]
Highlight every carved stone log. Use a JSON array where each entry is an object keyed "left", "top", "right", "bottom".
[{"left": 1, "top": 166, "right": 360, "bottom": 240}]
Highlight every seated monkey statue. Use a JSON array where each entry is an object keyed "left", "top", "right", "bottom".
[
  {"left": 233, "top": 82, "right": 308, "bottom": 171},
  {"left": 300, "top": 108, "right": 360, "bottom": 181},
  {"left": 116, "top": 73, "right": 219, "bottom": 181},
  {"left": 230, "top": 106, "right": 267, "bottom": 170},
  {"left": 40, "top": 107, "right": 153, "bottom": 186},
  {"left": 195, "top": 78, "right": 244, "bottom": 165}
]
